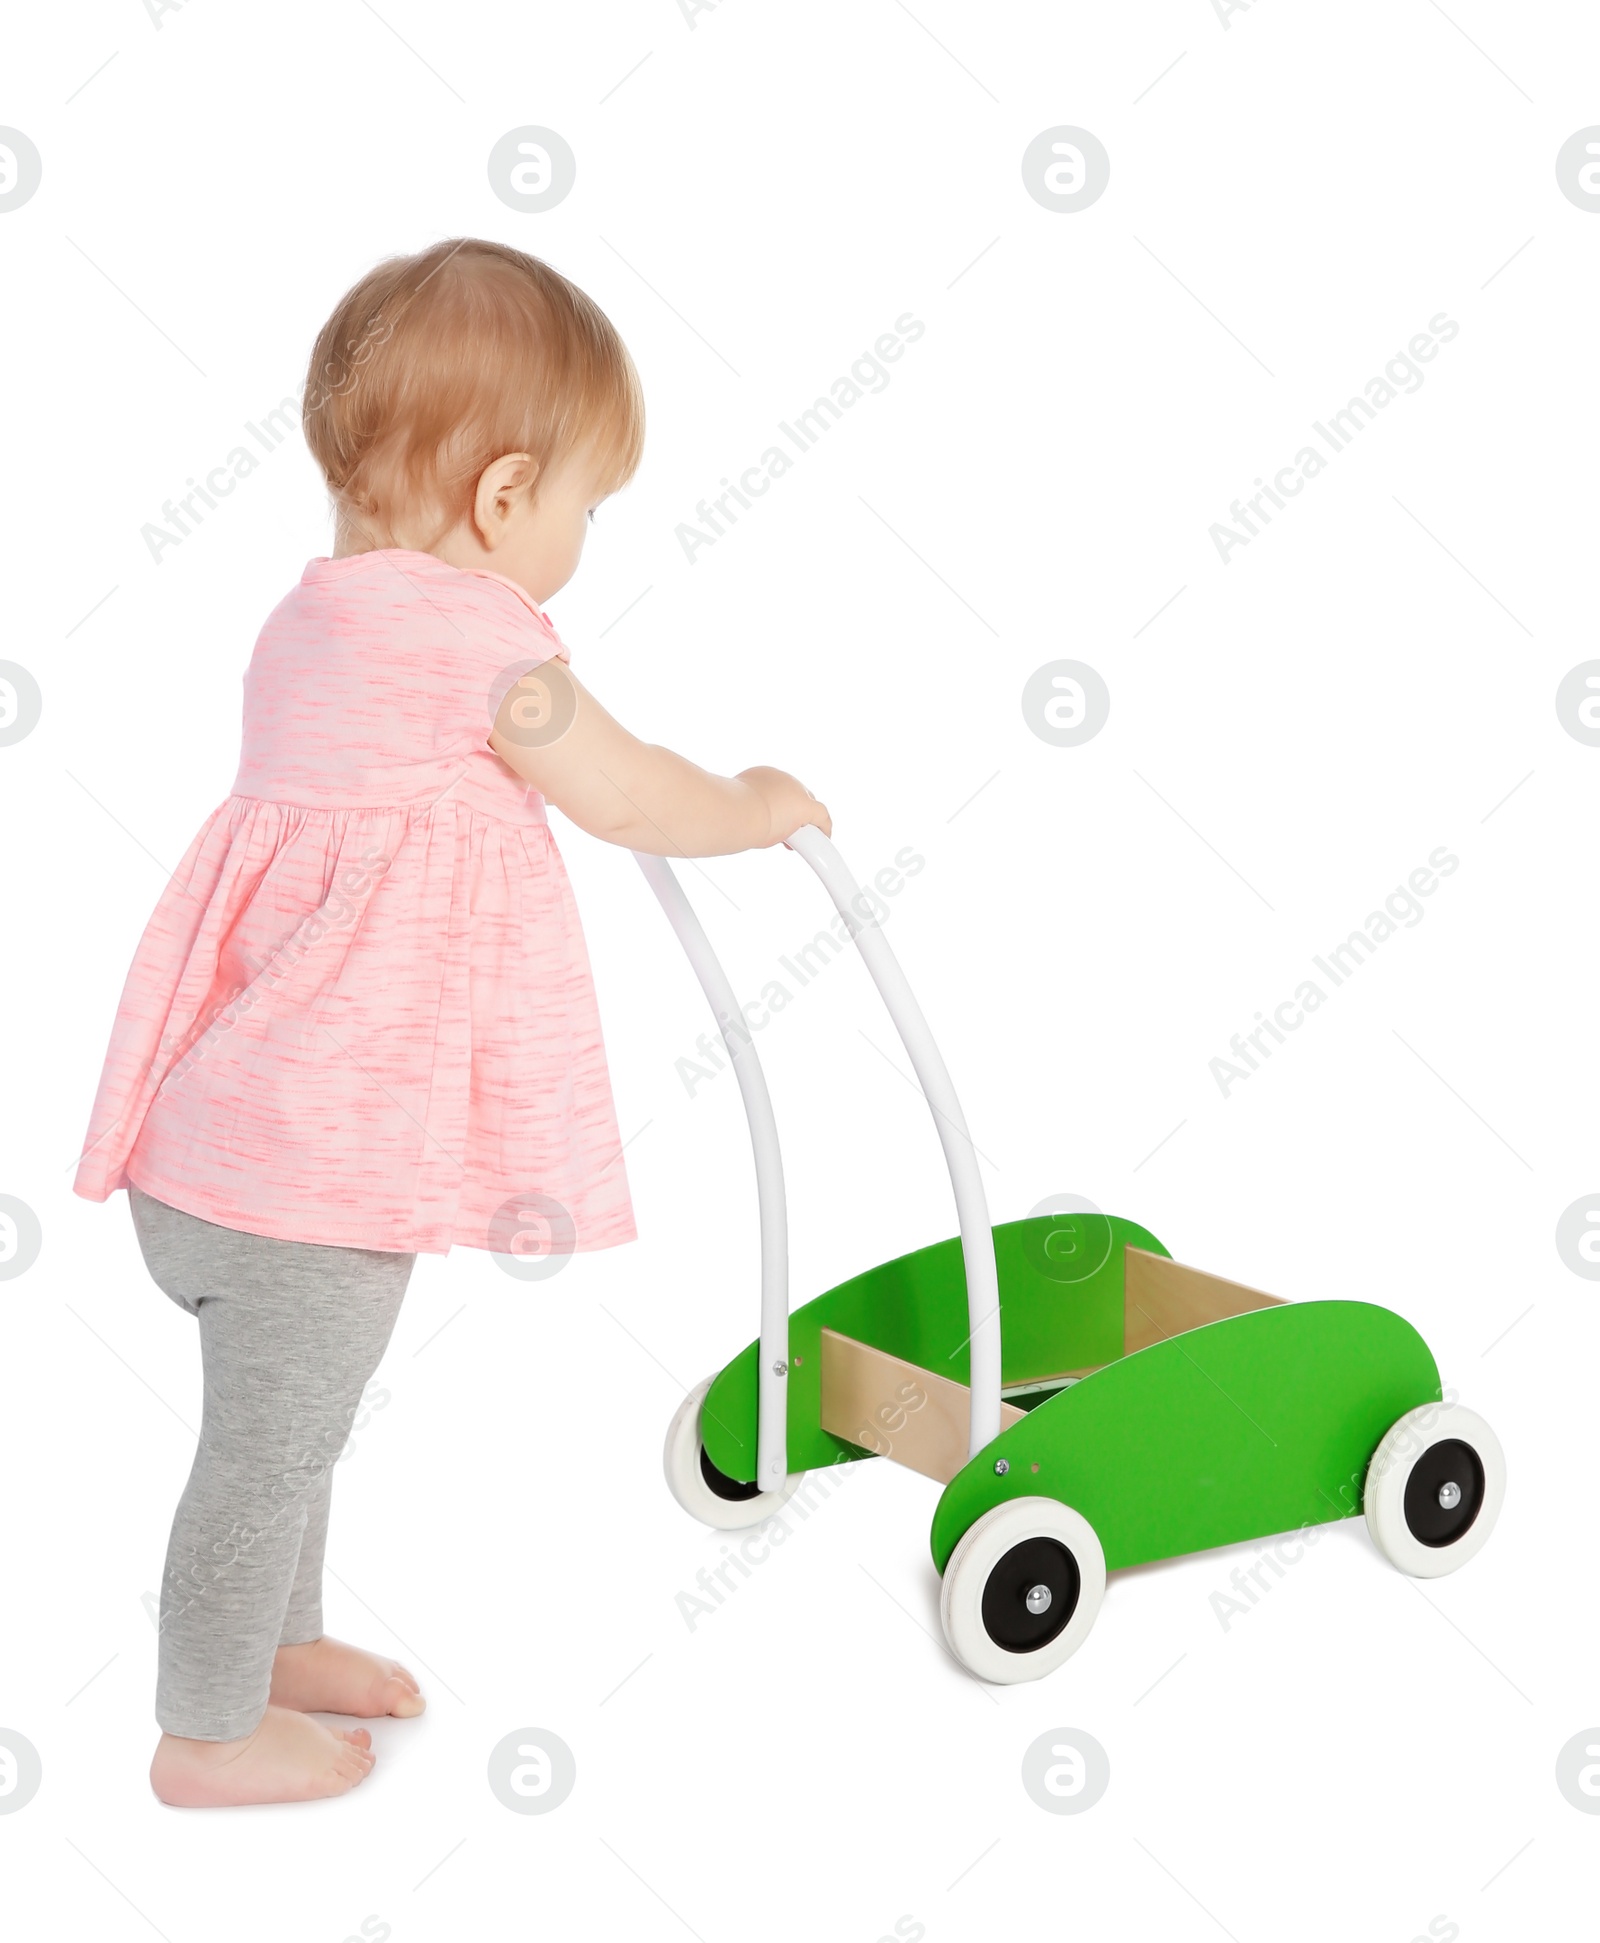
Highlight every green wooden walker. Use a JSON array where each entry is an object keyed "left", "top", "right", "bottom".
[{"left": 638, "top": 832, "right": 1505, "bottom": 1684}]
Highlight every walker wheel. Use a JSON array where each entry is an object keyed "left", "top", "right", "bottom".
[
  {"left": 939, "top": 1496, "right": 1106, "bottom": 1684},
  {"left": 1363, "top": 1400, "right": 1505, "bottom": 1578},
  {"left": 663, "top": 1375, "right": 802, "bottom": 1530}
]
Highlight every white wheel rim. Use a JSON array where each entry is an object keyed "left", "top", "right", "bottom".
[
  {"left": 663, "top": 1376, "right": 801, "bottom": 1531},
  {"left": 940, "top": 1497, "right": 1106, "bottom": 1684},
  {"left": 1364, "top": 1401, "right": 1505, "bottom": 1579}
]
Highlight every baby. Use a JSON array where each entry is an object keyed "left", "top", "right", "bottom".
[{"left": 74, "top": 238, "right": 830, "bottom": 1807}]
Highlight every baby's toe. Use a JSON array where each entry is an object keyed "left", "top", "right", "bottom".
[{"left": 386, "top": 1677, "right": 426, "bottom": 1718}]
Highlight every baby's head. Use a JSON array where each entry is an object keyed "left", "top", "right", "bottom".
[{"left": 302, "top": 239, "right": 644, "bottom": 601}]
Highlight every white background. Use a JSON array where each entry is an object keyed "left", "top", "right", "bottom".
[{"left": 2, "top": 0, "right": 1597, "bottom": 1936}]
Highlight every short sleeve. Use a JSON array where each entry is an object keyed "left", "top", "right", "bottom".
[{"left": 459, "top": 569, "right": 573, "bottom": 727}]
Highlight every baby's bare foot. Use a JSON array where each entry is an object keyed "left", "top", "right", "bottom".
[
  {"left": 150, "top": 1706, "right": 374, "bottom": 1807},
  {"left": 270, "top": 1635, "right": 425, "bottom": 1719}
]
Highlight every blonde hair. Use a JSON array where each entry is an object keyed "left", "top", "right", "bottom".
[{"left": 302, "top": 238, "right": 645, "bottom": 547}]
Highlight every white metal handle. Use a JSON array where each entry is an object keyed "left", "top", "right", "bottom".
[
  {"left": 637, "top": 830, "right": 1003, "bottom": 1479},
  {"left": 785, "top": 828, "right": 1002, "bottom": 1455},
  {"left": 634, "top": 852, "right": 791, "bottom": 1488}
]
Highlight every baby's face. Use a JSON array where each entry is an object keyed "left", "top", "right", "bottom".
[{"left": 491, "top": 448, "right": 607, "bottom": 606}]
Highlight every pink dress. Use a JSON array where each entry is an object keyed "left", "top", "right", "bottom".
[{"left": 74, "top": 550, "right": 637, "bottom": 1258}]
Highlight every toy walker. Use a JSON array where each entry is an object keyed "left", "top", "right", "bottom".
[{"left": 637, "top": 832, "right": 1506, "bottom": 1684}]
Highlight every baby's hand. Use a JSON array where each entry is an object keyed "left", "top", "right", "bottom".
[{"left": 736, "top": 767, "right": 832, "bottom": 847}]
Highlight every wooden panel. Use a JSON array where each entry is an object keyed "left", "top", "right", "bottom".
[
  {"left": 818, "top": 1329, "right": 1025, "bottom": 1484},
  {"left": 1124, "top": 1247, "right": 1285, "bottom": 1355}
]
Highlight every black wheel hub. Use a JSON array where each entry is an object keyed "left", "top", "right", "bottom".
[
  {"left": 699, "top": 1443, "right": 763, "bottom": 1503},
  {"left": 1403, "top": 1438, "right": 1485, "bottom": 1547},
  {"left": 981, "top": 1536, "right": 1080, "bottom": 1652}
]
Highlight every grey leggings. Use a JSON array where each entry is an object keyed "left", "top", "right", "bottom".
[{"left": 130, "top": 1188, "right": 414, "bottom": 1740}]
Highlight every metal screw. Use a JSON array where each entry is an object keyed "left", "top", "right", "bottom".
[
  {"left": 1025, "top": 1583, "right": 1052, "bottom": 1615},
  {"left": 1438, "top": 1480, "right": 1461, "bottom": 1510},
  {"left": 994, "top": 1458, "right": 1009, "bottom": 1476},
  {"left": 772, "top": 1359, "right": 788, "bottom": 1377}
]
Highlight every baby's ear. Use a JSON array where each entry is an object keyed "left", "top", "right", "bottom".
[{"left": 475, "top": 452, "right": 539, "bottom": 536}]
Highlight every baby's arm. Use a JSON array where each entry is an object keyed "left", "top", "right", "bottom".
[{"left": 489, "top": 665, "right": 831, "bottom": 857}]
